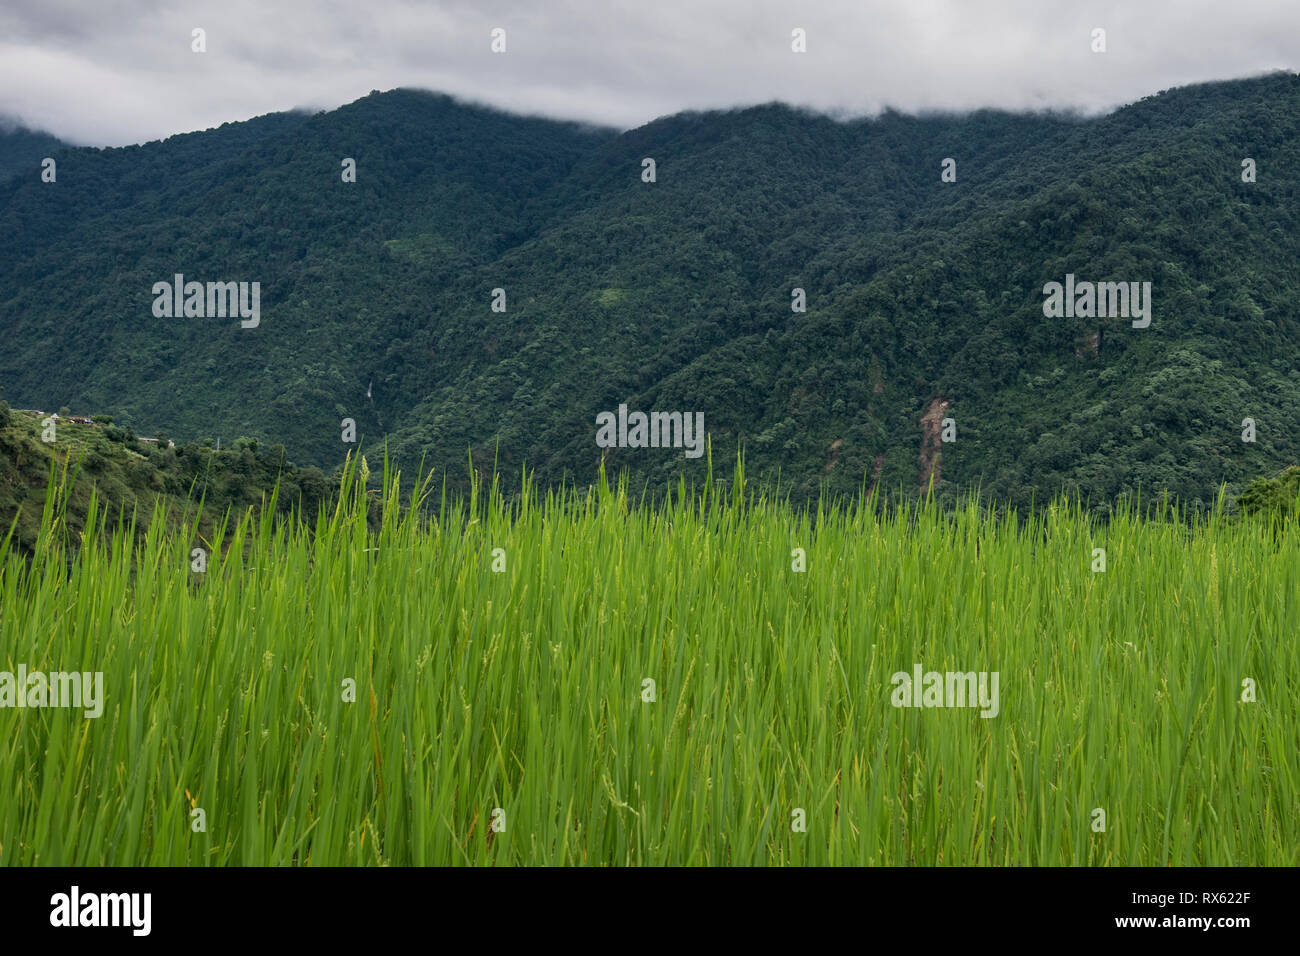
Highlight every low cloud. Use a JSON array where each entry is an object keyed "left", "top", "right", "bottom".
[{"left": 0, "top": 0, "right": 1297, "bottom": 145}]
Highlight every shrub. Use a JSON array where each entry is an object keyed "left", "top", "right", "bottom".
[{"left": 1237, "top": 465, "right": 1300, "bottom": 520}]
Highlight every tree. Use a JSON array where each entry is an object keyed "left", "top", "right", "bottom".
[{"left": 1238, "top": 466, "right": 1300, "bottom": 520}]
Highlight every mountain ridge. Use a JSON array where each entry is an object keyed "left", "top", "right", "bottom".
[{"left": 3, "top": 72, "right": 1300, "bottom": 512}]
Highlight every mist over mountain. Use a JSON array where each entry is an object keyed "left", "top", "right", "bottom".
[
  {"left": 0, "top": 121, "right": 68, "bottom": 182},
  {"left": 3, "top": 73, "right": 1299, "bottom": 511}
]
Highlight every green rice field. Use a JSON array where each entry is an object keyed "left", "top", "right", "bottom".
[{"left": 1, "top": 457, "right": 1296, "bottom": 865}]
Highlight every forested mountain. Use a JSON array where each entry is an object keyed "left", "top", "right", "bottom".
[
  {"left": 0, "top": 121, "right": 68, "bottom": 182},
  {"left": 3, "top": 74, "right": 1299, "bottom": 511}
]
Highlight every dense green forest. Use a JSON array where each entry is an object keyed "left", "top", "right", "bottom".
[
  {"left": 0, "top": 122, "right": 68, "bottom": 182},
  {"left": 2, "top": 73, "right": 1300, "bottom": 512}
]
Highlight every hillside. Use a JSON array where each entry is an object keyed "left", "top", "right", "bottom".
[
  {"left": 0, "top": 121, "right": 67, "bottom": 182},
  {"left": 2, "top": 75, "right": 1300, "bottom": 511},
  {"left": 0, "top": 402, "right": 330, "bottom": 555}
]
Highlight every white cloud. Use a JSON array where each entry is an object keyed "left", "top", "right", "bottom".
[{"left": 0, "top": 0, "right": 1296, "bottom": 145}]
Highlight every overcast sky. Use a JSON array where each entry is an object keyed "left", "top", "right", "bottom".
[{"left": 1, "top": 0, "right": 1297, "bottom": 146}]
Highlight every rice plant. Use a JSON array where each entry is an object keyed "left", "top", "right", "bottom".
[{"left": 0, "top": 454, "right": 1295, "bottom": 865}]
